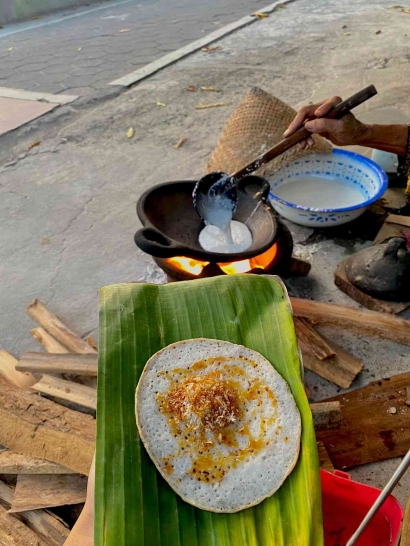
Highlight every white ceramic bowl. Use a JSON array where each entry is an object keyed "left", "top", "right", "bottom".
[{"left": 268, "top": 150, "right": 387, "bottom": 227}]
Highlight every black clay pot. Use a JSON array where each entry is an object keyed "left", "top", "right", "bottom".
[{"left": 345, "top": 237, "right": 410, "bottom": 301}]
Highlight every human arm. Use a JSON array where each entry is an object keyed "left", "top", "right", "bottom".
[
  {"left": 64, "top": 455, "right": 95, "bottom": 546},
  {"left": 284, "top": 96, "right": 408, "bottom": 156}
]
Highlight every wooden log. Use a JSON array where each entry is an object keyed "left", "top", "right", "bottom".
[
  {"left": 290, "top": 297, "right": 410, "bottom": 346},
  {"left": 27, "top": 300, "right": 96, "bottom": 355},
  {"left": 0, "top": 379, "right": 95, "bottom": 475},
  {"left": 0, "top": 451, "right": 77, "bottom": 474},
  {"left": 9, "top": 474, "right": 87, "bottom": 513},
  {"left": 294, "top": 318, "right": 336, "bottom": 360},
  {"left": 301, "top": 338, "right": 363, "bottom": 389},
  {"left": 317, "top": 441, "right": 334, "bottom": 472},
  {"left": 32, "top": 375, "right": 97, "bottom": 411},
  {"left": 0, "top": 479, "right": 69, "bottom": 545},
  {"left": 316, "top": 372, "right": 410, "bottom": 468},
  {"left": 0, "top": 502, "right": 48, "bottom": 545},
  {"left": 0, "top": 350, "right": 37, "bottom": 388},
  {"left": 311, "top": 401, "right": 341, "bottom": 429},
  {"left": 31, "top": 328, "right": 69, "bottom": 354},
  {"left": 18, "top": 353, "right": 98, "bottom": 376}
]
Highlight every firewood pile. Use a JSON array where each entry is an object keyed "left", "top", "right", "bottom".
[{"left": 0, "top": 298, "right": 409, "bottom": 544}]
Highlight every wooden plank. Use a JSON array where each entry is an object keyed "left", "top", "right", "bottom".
[
  {"left": 0, "top": 479, "right": 69, "bottom": 545},
  {"left": 294, "top": 318, "right": 336, "bottom": 360},
  {"left": 9, "top": 474, "right": 87, "bottom": 513},
  {"left": 290, "top": 297, "right": 410, "bottom": 346},
  {"left": 0, "top": 350, "right": 37, "bottom": 388},
  {"left": 317, "top": 441, "right": 334, "bottom": 472},
  {"left": 310, "top": 401, "right": 341, "bottom": 429},
  {"left": 0, "top": 378, "right": 95, "bottom": 475},
  {"left": 18, "top": 353, "right": 98, "bottom": 376},
  {"left": 27, "top": 300, "right": 97, "bottom": 355},
  {"left": 31, "top": 328, "right": 69, "bottom": 354},
  {"left": 316, "top": 372, "right": 410, "bottom": 468},
  {"left": 334, "top": 258, "right": 409, "bottom": 315},
  {"left": 32, "top": 375, "right": 97, "bottom": 411},
  {"left": 0, "top": 502, "right": 48, "bottom": 545},
  {"left": 401, "top": 494, "right": 410, "bottom": 546},
  {"left": 302, "top": 337, "right": 363, "bottom": 389},
  {"left": 0, "top": 450, "right": 77, "bottom": 474}
]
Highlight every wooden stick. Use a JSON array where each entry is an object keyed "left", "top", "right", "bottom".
[
  {"left": 9, "top": 474, "right": 87, "bottom": 513},
  {"left": 0, "top": 450, "right": 77, "bottom": 474},
  {"left": 291, "top": 297, "right": 410, "bottom": 346},
  {"left": 0, "top": 501, "right": 50, "bottom": 546},
  {"left": 301, "top": 338, "right": 363, "bottom": 389},
  {"left": 18, "top": 353, "right": 98, "bottom": 377},
  {"left": 310, "top": 401, "right": 341, "bottom": 429},
  {"left": 27, "top": 300, "right": 97, "bottom": 355},
  {"left": 0, "top": 350, "right": 37, "bottom": 389},
  {"left": 294, "top": 318, "right": 336, "bottom": 360},
  {"left": 0, "top": 479, "right": 69, "bottom": 545},
  {"left": 31, "top": 327, "right": 69, "bottom": 354},
  {"left": 32, "top": 375, "right": 97, "bottom": 411},
  {"left": 0, "top": 379, "right": 95, "bottom": 475},
  {"left": 317, "top": 441, "right": 335, "bottom": 472}
]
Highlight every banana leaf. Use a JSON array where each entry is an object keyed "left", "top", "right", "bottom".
[{"left": 96, "top": 275, "right": 323, "bottom": 546}]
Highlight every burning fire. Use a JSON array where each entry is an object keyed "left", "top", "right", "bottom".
[{"left": 166, "top": 244, "right": 278, "bottom": 276}]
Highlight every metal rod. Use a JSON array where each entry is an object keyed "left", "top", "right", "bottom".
[{"left": 346, "top": 448, "right": 410, "bottom": 546}]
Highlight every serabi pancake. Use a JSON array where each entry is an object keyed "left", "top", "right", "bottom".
[{"left": 135, "top": 339, "right": 301, "bottom": 513}]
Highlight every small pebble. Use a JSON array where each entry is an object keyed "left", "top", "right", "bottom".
[{"left": 387, "top": 407, "right": 397, "bottom": 414}]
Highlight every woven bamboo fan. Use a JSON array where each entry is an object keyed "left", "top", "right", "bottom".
[{"left": 206, "top": 87, "right": 332, "bottom": 177}]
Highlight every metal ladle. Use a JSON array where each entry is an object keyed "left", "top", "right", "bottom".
[{"left": 193, "top": 85, "right": 378, "bottom": 225}]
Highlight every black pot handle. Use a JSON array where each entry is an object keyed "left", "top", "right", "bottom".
[
  {"left": 134, "top": 227, "right": 188, "bottom": 258},
  {"left": 237, "top": 176, "right": 271, "bottom": 203}
]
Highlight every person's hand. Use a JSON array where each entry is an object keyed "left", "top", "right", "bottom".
[{"left": 284, "top": 96, "right": 370, "bottom": 150}]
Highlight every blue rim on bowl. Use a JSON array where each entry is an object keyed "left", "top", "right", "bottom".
[{"left": 268, "top": 149, "right": 388, "bottom": 213}]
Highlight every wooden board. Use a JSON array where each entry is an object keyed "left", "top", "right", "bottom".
[
  {"left": 302, "top": 337, "right": 363, "bottom": 389},
  {"left": 294, "top": 318, "right": 336, "bottom": 360},
  {"left": 374, "top": 213, "right": 410, "bottom": 246},
  {"left": 0, "top": 378, "right": 95, "bottom": 475},
  {"left": 310, "top": 401, "right": 341, "bottom": 429},
  {"left": 334, "top": 258, "right": 410, "bottom": 315},
  {"left": 316, "top": 372, "right": 410, "bottom": 468},
  {"left": 9, "top": 474, "right": 87, "bottom": 513},
  {"left": 290, "top": 297, "right": 410, "bottom": 346},
  {"left": 401, "top": 495, "right": 410, "bottom": 546},
  {"left": 0, "top": 450, "right": 77, "bottom": 474},
  {"left": 0, "top": 479, "right": 69, "bottom": 545},
  {"left": 0, "top": 502, "right": 47, "bottom": 545},
  {"left": 32, "top": 375, "right": 97, "bottom": 411},
  {"left": 18, "top": 353, "right": 98, "bottom": 376},
  {"left": 0, "top": 350, "right": 37, "bottom": 388}
]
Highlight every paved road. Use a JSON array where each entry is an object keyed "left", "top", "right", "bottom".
[{"left": 0, "top": 0, "right": 271, "bottom": 98}]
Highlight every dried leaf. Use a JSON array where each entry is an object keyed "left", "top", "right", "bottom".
[
  {"left": 388, "top": 5, "right": 404, "bottom": 8},
  {"left": 41, "top": 238, "right": 51, "bottom": 245},
  {"left": 253, "top": 12, "right": 269, "bottom": 18},
  {"left": 78, "top": 47, "right": 82, "bottom": 52},
  {"left": 120, "top": 29, "right": 131, "bottom": 32},
  {"left": 127, "top": 127, "right": 134, "bottom": 139},
  {"left": 28, "top": 141, "right": 41, "bottom": 150},
  {"left": 201, "top": 46, "right": 222, "bottom": 52},
  {"left": 156, "top": 101, "right": 166, "bottom": 107},
  {"left": 174, "top": 138, "right": 187, "bottom": 149},
  {"left": 404, "top": 8, "right": 410, "bottom": 13},
  {"left": 278, "top": 3, "right": 286, "bottom": 7},
  {"left": 200, "top": 86, "right": 222, "bottom": 92},
  {"left": 31, "top": 16, "right": 42, "bottom": 20},
  {"left": 195, "top": 102, "right": 231, "bottom": 109},
  {"left": 8, "top": 47, "right": 13, "bottom": 51},
  {"left": 375, "top": 30, "right": 382, "bottom": 34},
  {"left": 187, "top": 85, "right": 197, "bottom": 92},
  {"left": 343, "top": 32, "right": 351, "bottom": 36}
]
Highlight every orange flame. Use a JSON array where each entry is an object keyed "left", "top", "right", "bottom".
[{"left": 166, "top": 244, "right": 277, "bottom": 276}]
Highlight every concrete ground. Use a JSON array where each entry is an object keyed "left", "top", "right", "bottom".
[
  {"left": 1, "top": 0, "right": 409, "bottom": 504},
  {"left": 0, "top": 0, "right": 276, "bottom": 98}
]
